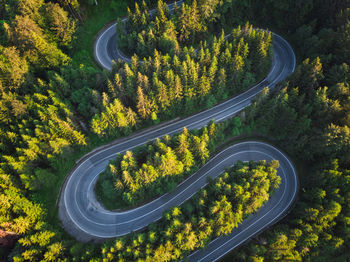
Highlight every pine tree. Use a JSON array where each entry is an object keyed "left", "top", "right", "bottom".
[
  {"left": 123, "top": 63, "right": 135, "bottom": 98},
  {"left": 136, "top": 33, "right": 147, "bottom": 58},
  {"left": 177, "top": 132, "right": 189, "bottom": 157},
  {"left": 192, "top": 135, "right": 209, "bottom": 164},
  {"left": 133, "top": 2, "right": 142, "bottom": 26},
  {"left": 42, "top": 2, "right": 76, "bottom": 47},
  {"left": 198, "top": 68, "right": 211, "bottom": 96},
  {"left": 114, "top": 73, "right": 126, "bottom": 102},
  {"left": 0, "top": 46, "right": 29, "bottom": 90},
  {"left": 179, "top": 4, "right": 190, "bottom": 43},
  {"left": 174, "top": 75, "right": 183, "bottom": 100},
  {"left": 165, "top": 69, "right": 175, "bottom": 100},
  {"left": 186, "top": 58, "right": 198, "bottom": 98},
  {"left": 126, "top": 108, "right": 137, "bottom": 127},
  {"left": 198, "top": 0, "right": 220, "bottom": 21},
  {"left": 156, "top": 78, "right": 170, "bottom": 109},
  {"left": 131, "top": 54, "right": 139, "bottom": 72},
  {"left": 136, "top": 86, "right": 152, "bottom": 119},
  {"left": 208, "top": 56, "right": 218, "bottom": 84},
  {"left": 156, "top": 0, "right": 169, "bottom": 30},
  {"left": 107, "top": 79, "right": 116, "bottom": 98},
  {"left": 182, "top": 149, "right": 194, "bottom": 171}
]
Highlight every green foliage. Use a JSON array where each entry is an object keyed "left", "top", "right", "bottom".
[
  {"left": 247, "top": 55, "right": 349, "bottom": 161},
  {"left": 95, "top": 121, "right": 234, "bottom": 209},
  {"left": 101, "top": 160, "right": 280, "bottom": 261},
  {"left": 5, "top": 14, "right": 70, "bottom": 69},
  {"left": 91, "top": 97, "right": 137, "bottom": 136},
  {"left": 0, "top": 46, "right": 29, "bottom": 90},
  {"left": 1, "top": 0, "right": 350, "bottom": 261},
  {"left": 224, "top": 2, "right": 350, "bottom": 260},
  {"left": 229, "top": 160, "right": 350, "bottom": 262},
  {"left": 41, "top": 3, "right": 76, "bottom": 48},
  {"left": 93, "top": 24, "right": 271, "bottom": 138},
  {"left": 0, "top": 1, "right": 88, "bottom": 258}
]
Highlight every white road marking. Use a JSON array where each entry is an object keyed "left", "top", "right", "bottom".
[
  {"left": 195, "top": 143, "right": 297, "bottom": 262},
  {"left": 85, "top": 150, "right": 265, "bottom": 224},
  {"left": 65, "top": 142, "right": 297, "bottom": 240}
]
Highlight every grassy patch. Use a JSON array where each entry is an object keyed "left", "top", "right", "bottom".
[{"left": 70, "top": 0, "right": 128, "bottom": 68}]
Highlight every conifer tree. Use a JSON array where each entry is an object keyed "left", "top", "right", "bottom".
[
  {"left": 174, "top": 75, "right": 183, "bottom": 100},
  {"left": 136, "top": 86, "right": 152, "bottom": 119}
]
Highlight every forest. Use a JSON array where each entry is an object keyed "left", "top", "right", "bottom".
[
  {"left": 0, "top": 0, "right": 349, "bottom": 261},
  {"left": 92, "top": 23, "right": 271, "bottom": 137},
  {"left": 96, "top": 125, "right": 213, "bottom": 209},
  {"left": 96, "top": 120, "right": 243, "bottom": 209},
  {"left": 118, "top": 0, "right": 270, "bottom": 59},
  {"left": 100, "top": 160, "right": 281, "bottom": 261}
]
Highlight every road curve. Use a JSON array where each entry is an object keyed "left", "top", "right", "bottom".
[
  {"left": 94, "top": 0, "right": 183, "bottom": 70},
  {"left": 59, "top": 2, "right": 297, "bottom": 261}
]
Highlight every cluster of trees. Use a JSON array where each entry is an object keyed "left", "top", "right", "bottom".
[
  {"left": 92, "top": 24, "right": 271, "bottom": 136},
  {"left": 96, "top": 121, "right": 230, "bottom": 209},
  {"left": 222, "top": 1, "right": 350, "bottom": 260},
  {"left": 91, "top": 96, "right": 138, "bottom": 137},
  {"left": 245, "top": 57, "right": 349, "bottom": 161},
  {"left": 0, "top": 51, "right": 89, "bottom": 262},
  {"left": 228, "top": 61, "right": 350, "bottom": 261},
  {"left": 0, "top": 0, "right": 272, "bottom": 259},
  {"left": 0, "top": 0, "right": 95, "bottom": 260},
  {"left": 100, "top": 160, "right": 281, "bottom": 261},
  {"left": 97, "top": 0, "right": 350, "bottom": 259},
  {"left": 1, "top": 0, "right": 75, "bottom": 73},
  {"left": 0, "top": 0, "right": 349, "bottom": 261},
  {"left": 229, "top": 160, "right": 349, "bottom": 262},
  {"left": 118, "top": 0, "right": 220, "bottom": 57}
]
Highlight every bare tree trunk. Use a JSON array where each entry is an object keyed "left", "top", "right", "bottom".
[{"left": 0, "top": 229, "right": 18, "bottom": 248}]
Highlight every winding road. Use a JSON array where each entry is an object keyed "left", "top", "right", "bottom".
[{"left": 59, "top": 2, "right": 298, "bottom": 261}]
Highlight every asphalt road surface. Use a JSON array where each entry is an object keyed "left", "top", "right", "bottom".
[{"left": 59, "top": 1, "right": 298, "bottom": 261}]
